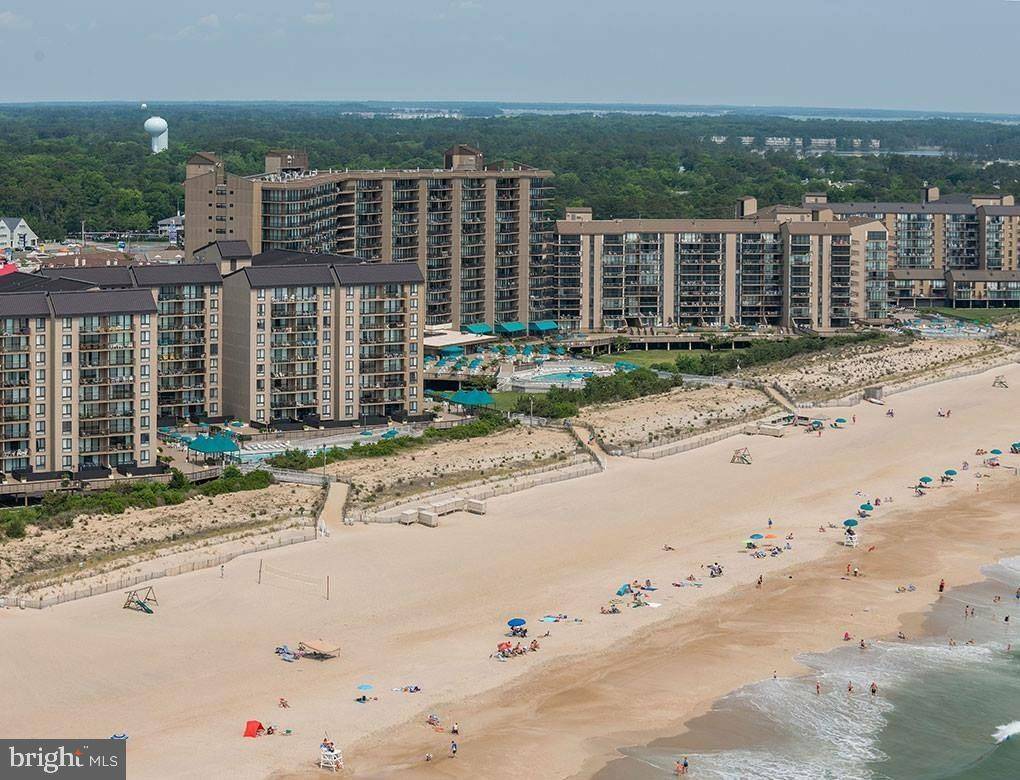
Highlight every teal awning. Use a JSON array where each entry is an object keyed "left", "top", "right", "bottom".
[
  {"left": 440, "top": 345, "right": 465, "bottom": 356},
  {"left": 529, "top": 320, "right": 558, "bottom": 333},
  {"left": 462, "top": 323, "right": 493, "bottom": 335},
  {"left": 496, "top": 321, "right": 526, "bottom": 335},
  {"left": 188, "top": 433, "right": 239, "bottom": 454},
  {"left": 449, "top": 389, "right": 494, "bottom": 407}
]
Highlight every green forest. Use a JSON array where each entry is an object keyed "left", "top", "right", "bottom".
[{"left": 6, "top": 103, "right": 1020, "bottom": 240}]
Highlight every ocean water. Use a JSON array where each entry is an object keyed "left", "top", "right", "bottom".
[{"left": 603, "top": 558, "right": 1020, "bottom": 780}]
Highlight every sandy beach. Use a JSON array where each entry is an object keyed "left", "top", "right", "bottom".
[{"left": 1, "top": 361, "right": 1018, "bottom": 779}]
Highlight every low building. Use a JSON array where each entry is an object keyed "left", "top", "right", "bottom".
[{"left": 0, "top": 217, "right": 39, "bottom": 251}]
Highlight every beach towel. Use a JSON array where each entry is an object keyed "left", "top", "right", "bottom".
[{"left": 647, "top": 603, "right": 662, "bottom": 608}]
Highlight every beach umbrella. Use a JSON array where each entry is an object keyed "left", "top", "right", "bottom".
[
  {"left": 919, "top": 476, "right": 933, "bottom": 484},
  {"left": 749, "top": 533, "right": 764, "bottom": 539},
  {"left": 835, "top": 418, "right": 847, "bottom": 424},
  {"left": 507, "top": 618, "right": 526, "bottom": 628},
  {"left": 356, "top": 684, "right": 373, "bottom": 691},
  {"left": 944, "top": 469, "right": 958, "bottom": 476},
  {"left": 859, "top": 503, "right": 873, "bottom": 512},
  {"left": 843, "top": 519, "right": 859, "bottom": 527},
  {"left": 990, "top": 449, "right": 1003, "bottom": 455}
]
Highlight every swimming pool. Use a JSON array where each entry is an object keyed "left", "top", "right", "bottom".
[{"left": 507, "top": 360, "right": 616, "bottom": 391}]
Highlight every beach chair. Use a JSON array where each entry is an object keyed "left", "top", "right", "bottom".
[
  {"left": 844, "top": 534, "right": 859, "bottom": 548},
  {"left": 319, "top": 749, "right": 343, "bottom": 772}
]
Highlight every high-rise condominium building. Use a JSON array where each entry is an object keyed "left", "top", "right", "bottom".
[
  {"left": 0, "top": 257, "right": 425, "bottom": 481},
  {"left": 552, "top": 203, "right": 887, "bottom": 331},
  {"left": 184, "top": 145, "right": 555, "bottom": 329},
  {"left": 786, "top": 188, "right": 1020, "bottom": 308},
  {"left": 0, "top": 289, "right": 160, "bottom": 477},
  {"left": 221, "top": 259, "right": 424, "bottom": 427},
  {"left": 35, "top": 264, "right": 225, "bottom": 423}
]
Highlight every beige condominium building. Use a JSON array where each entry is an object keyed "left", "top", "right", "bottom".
[
  {"left": 552, "top": 201, "right": 887, "bottom": 331},
  {"left": 786, "top": 187, "right": 1020, "bottom": 308},
  {"left": 185, "top": 145, "right": 555, "bottom": 330},
  {"left": 221, "top": 259, "right": 424, "bottom": 428},
  {"left": 0, "top": 288, "right": 160, "bottom": 478},
  {"left": 35, "top": 264, "right": 225, "bottom": 424}
]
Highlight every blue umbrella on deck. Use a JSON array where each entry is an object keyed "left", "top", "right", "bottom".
[{"left": 507, "top": 618, "right": 526, "bottom": 628}]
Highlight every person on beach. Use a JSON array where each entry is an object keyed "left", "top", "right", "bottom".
[
  {"left": 768, "top": 518, "right": 773, "bottom": 529},
  {"left": 870, "top": 682, "right": 878, "bottom": 697},
  {"left": 452, "top": 722, "right": 459, "bottom": 735},
  {"left": 757, "top": 575, "right": 764, "bottom": 589},
  {"left": 450, "top": 740, "right": 458, "bottom": 758},
  {"left": 816, "top": 681, "right": 821, "bottom": 695},
  {"left": 847, "top": 681, "right": 854, "bottom": 694},
  {"left": 939, "top": 578, "right": 946, "bottom": 593}
]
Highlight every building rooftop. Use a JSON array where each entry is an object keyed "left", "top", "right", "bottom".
[
  {"left": 48, "top": 289, "right": 157, "bottom": 316},
  {"left": 238, "top": 265, "right": 338, "bottom": 288},
  {"left": 333, "top": 262, "right": 424, "bottom": 285},
  {"left": 39, "top": 266, "right": 135, "bottom": 288},
  {"left": 0, "top": 291, "right": 51, "bottom": 316},
  {"left": 131, "top": 264, "right": 222, "bottom": 286}
]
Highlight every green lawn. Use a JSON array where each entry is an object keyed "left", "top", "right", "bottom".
[
  {"left": 922, "top": 307, "right": 1020, "bottom": 325},
  {"left": 490, "top": 391, "right": 532, "bottom": 412},
  {"left": 592, "top": 349, "right": 680, "bottom": 369}
]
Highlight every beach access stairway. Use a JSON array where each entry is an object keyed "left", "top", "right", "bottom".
[{"left": 350, "top": 450, "right": 603, "bottom": 522}]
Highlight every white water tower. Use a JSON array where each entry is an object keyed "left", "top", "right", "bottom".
[{"left": 144, "top": 116, "right": 168, "bottom": 154}]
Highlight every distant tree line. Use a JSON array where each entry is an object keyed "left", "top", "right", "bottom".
[{"left": 5, "top": 104, "right": 1020, "bottom": 240}]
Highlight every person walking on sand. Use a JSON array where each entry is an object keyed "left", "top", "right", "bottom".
[
  {"left": 939, "top": 578, "right": 946, "bottom": 593},
  {"left": 450, "top": 740, "right": 458, "bottom": 758},
  {"left": 452, "top": 722, "right": 460, "bottom": 735},
  {"left": 768, "top": 518, "right": 773, "bottom": 529},
  {"left": 757, "top": 574, "right": 764, "bottom": 589}
]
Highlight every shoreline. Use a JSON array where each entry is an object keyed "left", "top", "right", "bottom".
[{"left": 345, "top": 479, "right": 1020, "bottom": 779}]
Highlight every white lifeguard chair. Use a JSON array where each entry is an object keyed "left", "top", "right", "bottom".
[
  {"left": 319, "top": 749, "right": 344, "bottom": 772},
  {"left": 844, "top": 533, "right": 859, "bottom": 548}
]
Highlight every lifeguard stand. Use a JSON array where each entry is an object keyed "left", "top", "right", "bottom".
[{"left": 731, "top": 447, "right": 752, "bottom": 465}]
